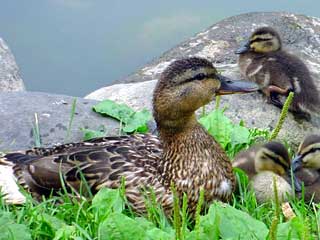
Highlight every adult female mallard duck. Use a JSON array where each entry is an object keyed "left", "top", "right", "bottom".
[
  {"left": 292, "top": 134, "right": 320, "bottom": 202},
  {"left": 233, "top": 141, "right": 301, "bottom": 203},
  {"left": 236, "top": 27, "right": 320, "bottom": 120},
  {"left": 0, "top": 57, "right": 258, "bottom": 215}
]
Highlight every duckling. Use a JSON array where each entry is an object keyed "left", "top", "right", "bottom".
[
  {"left": 292, "top": 134, "right": 320, "bottom": 202},
  {"left": 233, "top": 142, "right": 301, "bottom": 203},
  {"left": 236, "top": 27, "right": 320, "bottom": 120},
  {"left": 0, "top": 57, "right": 258, "bottom": 215}
]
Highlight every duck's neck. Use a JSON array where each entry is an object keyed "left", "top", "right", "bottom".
[{"left": 156, "top": 114, "right": 230, "bottom": 188}]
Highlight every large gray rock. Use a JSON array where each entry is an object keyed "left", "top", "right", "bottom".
[
  {"left": 0, "top": 92, "right": 120, "bottom": 151},
  {"left": 86, "top": 12, "right": 320, "bottom": 147},
  {"left": 0, "top": 38, "right": 25, "bottom": 92}
]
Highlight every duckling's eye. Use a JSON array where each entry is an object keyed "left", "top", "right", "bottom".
[
  {"left": 250, "top": 38, "right": 272, "bottom": 43},
  {"left": 196, "top": 73, "right": 207, "bottom": 80}
]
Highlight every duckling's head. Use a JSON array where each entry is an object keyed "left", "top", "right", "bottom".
[
  {"left": 236, "top": 27, "right": 282, "bottom": 54},
  {"left": 292, "top": 135, "right": 320, "bottom": 171},
  {"left": 255, "top": 141, "right": 302, "bottom": 192},
  {"left": 152, "top": 57, "right": 258, "bottom": 129},
  {"left": 254, "top": 141, "right": 290, "bottom": 175}
]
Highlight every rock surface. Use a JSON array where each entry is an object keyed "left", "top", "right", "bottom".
[
  {"left": 0, "top": 92, "right": 120, "bottom": 151},
  {"left": 86, "top": 12, "right": 320, "bottom": 147},
  {"left": 0, "top": 38, "right": 25, "bottom": 92}
]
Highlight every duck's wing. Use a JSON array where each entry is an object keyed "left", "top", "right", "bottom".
[
  {"left": 25, "top": 133, "right": 161, "bottom": 157},
  {"left": 1, "top": 134, "right": 162, "bottom": 197}
]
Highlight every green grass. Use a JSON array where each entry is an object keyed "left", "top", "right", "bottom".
[
  {"left": 1, "top": 99, "right": 319, "bottom": 239},
  {"left": 1, "top": 177, "right": 319, "bottom": 239}
]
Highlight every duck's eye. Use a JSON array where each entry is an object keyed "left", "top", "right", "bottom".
[{"left": 181, "top": 73, "right": 207, "bottom": 84}]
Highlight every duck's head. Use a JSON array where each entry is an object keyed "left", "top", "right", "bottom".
[
  {"left": 255, "top": 141, "right": 301, "bottom": 191},
  {"left": 236, "top": 27, "right": 282, "bottom": 54},
  {"left": 292, "top": 135, "right": 320, "bottom": 171},
  {"left": 152, "top": 57, "right": 258, "bottom": 128}
]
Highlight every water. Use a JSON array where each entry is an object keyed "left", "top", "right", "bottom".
[{"left": 0, "top": 0, "right": 319, "bottom": 96}]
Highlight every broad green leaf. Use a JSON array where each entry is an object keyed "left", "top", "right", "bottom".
[
  {"left": 0, "top": 211, "right": 32, "bottom": 240},
  {"left": 199, "top": 109, "right": 233, "bottom": 148},
  {"left": 188, "top": 209, "right": 219, "bottom": 240},
  {"left": 39, "top": 213, "right": 66, "bottom": 231},
  {"left": 93, "top": 99, "right": 134, "bottom": 122},
  {"left": 93, "top": 99, "right": 152, "bottom": 133},
  {"left": 200, "top": 202, "right": 268, "bottom": 239},
  {"left": 38, "top": 213, "right": 77, "bottom": 239},
  {"left": 81, "top": 127, "right": 106, "bottom": 141},
  {"left": 53, "top": 225, "right": 76, "bottom": 240},
  {"left": 230, "top": 125, "right": 250, "bottom": 147},
  {"left": 92, "top": 188, "right": 124, "bottom": 221},
  {"left": 98, "top": 212, "right": 146, "bottom": 240},
  {"left": 276, "top": 217, "right": 305, "bottom": 240},
  {"left": 199, "top": 108, "right": 269, "bottom": 158},
  {"left": 145, "top": 228, "right": 175, "bottom": 240},
  {"left": 134, "top": 217, "right": 175, "bottom": 240},
  {"left": 122, "top": 109, "right": 152, "bottom": 133}
]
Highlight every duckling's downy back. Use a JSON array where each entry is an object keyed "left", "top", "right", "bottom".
[{"left": 236, "top": 27, "right": 320, "bottom": 120}]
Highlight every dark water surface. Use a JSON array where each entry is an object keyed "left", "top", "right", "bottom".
[{"left": 0, "top": 1, "right": 319, "bottom": 96}]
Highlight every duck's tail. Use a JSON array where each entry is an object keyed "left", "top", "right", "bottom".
[
  {"left": 0, "top": 152, "right": 38, "bottom": 165},
  {"left": 0, "top": 152, "right": 27, "bottom": 204}
]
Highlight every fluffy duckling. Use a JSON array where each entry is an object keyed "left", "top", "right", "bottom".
[
  {"left": 292, "top": 134, "right": 320, "bottom": 202},
  {"left": 233, "top": 142, "right": 301, "bottom": 203},
  {"left": 236, "top": 27, "right": 320, "bottom": 120},
  {"left": 0, "top": 57, "right": 258, "bottom": 215}
]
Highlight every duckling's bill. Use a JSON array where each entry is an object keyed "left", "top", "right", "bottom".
[
  {"left": 216, "top": 74, "right": 259, "bottom": 95},
  {"left": 292, "top": 155, "right": 303, "bottom": 172},
  {"left": 235, "top": 41, "right": 250, "bottom": 54}
]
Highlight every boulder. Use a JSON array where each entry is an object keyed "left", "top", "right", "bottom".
[
  {"left": 0, "top": 38, "right": 25, "bottom": 92},
  {"left": 0, "top": 92, "right": 120, "bottom": 151},
  {"left": 86, "top": 12, "right": 320, "bottom": 147}
]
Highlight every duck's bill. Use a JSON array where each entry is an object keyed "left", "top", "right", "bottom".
[
  {"left": 235, "top": 41, "right": 250, "bottom": 54},
  {"left": 216, "top": 75, "right": 259, "bottom": 95},
  {"left": 287, "top": 168, "right": 302, "bottom": 192},
  {"left": 291, "top": 155, "right": 303, "bottom": 172}
]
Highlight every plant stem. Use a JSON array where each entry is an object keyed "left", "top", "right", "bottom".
[
  {"left": 181, "top": 193, "right": 188, "bottom": 240},
  {"left": 215, "top": 95, "right": 221, "bottom": 110},
  {"left": 269, "top": 176, "right": 280, "bottom": 240},
  {"left": 32, "top": 112, "right": 41, "bottom": 147},
  {"left": 171, "top": 183, "right": 181, "bottom": 240},
  {"left": 269, "top": 92, "right": 294, "bottom": 140}
]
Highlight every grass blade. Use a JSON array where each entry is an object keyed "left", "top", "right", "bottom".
[
  {"left": 66, "top": 98, "right": 77, "bottom": 142},
  {"left": 32, "top": 112, "right": 41, "bottom": 147}
]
